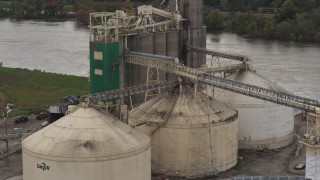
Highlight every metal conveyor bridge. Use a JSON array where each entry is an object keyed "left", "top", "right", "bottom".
[
  {"left": 188, "top": 46, "right": 252, "bottom": 63},
  {"left": 124, "top": 51, "right": 320, "bottom": 112}
]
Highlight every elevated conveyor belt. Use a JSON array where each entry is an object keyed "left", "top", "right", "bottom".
[
  {"left": 198, "top": 64, "right": 245, "bottom": 73},
  {"left": 125, "top": 52, "right": 320, "bottom": 112},
  {"left": 188, "top": 46, "right": 252, "bottom": 63},
  {"left": 88, "top": 80, "right": 179, "bottom": 104}
]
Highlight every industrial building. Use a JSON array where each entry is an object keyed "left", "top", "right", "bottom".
[{"left": 19, "top": 0, "right": 320, "bottom": 179}]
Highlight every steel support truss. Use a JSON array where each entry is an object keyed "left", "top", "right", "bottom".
[
  {"left": 87, "top": 80, "right": 179, "bottom": 105},
  {"left": 125, "top": 51, "right": 320, "bottom": 112}
]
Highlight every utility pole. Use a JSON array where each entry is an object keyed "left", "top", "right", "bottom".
[
  {"left": 1, "top": 112, "right": 9, "bottom": 165},
  {"left": 3, "top": 104, "right": 13, "bottom": 165}
]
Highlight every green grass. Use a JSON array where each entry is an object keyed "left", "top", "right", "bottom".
[
  {"left": 0, "top": 67, "right": 89, "bottom": 117},
  {"left": 63, "top": 5, "right": 74, "bottom": 12},
  {"left": 0, "top": 1, "right": 10, "bottom": 8}
]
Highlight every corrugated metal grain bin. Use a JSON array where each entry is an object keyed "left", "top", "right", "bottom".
[
  {"left": 214, "top": 70, "right": 294, "bottom": 149},
  {"left": 22, "top": 107, "right": 151, "bottom": 180},
  {"left": 130, "top": 86, "right": 238, "bottom": 178}
]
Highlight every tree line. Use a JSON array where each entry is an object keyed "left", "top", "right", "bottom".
[
  {"left": 2, "top": 0, "right": 320, "bottom": 42},
  {"left": 204, "top": 0, "right": 320, "bottom": 43},
  {"left": 0, "top": 0, "right": 162, "bottom": 23}
]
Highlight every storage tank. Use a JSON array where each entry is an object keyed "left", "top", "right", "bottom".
[
  {"left": 306, "top": 146, "right": 320, "bottom": 180},
  {"left": 126, "top": 34, "right": 154, "bottom": 105},
  {"left": 22, "top": 107, "right": 151, "bottom": 180},
  {"left": 129, "top": 86, "right": 238, "bottom": 178},
  {"left": 154, "top": 32, "right": 167, "bottom": 56},
  {"left": 214, "top": 70, "right": 294, "bottom": 149},
  {"left": 166, "top": 31, "right": 179, "bottom": 58},
  {"left": 126, "top": 35, "right": 139, "bottom": 87},
  {"left": 153, "top": 32, "right": 167, "bottom": 81}
]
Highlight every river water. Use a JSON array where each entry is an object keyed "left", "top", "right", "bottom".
[
  {"left": 0, "top": 19, "right": 319, "bottom": 99},
  {"left": 0, "top": 19, "right": 89, "bottom": 76}
]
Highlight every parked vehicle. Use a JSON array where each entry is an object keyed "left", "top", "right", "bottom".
[
  {"left": 14, "top": 116, "right": 29, "bottom": 124},
  {"left": 36, "top": 112, "right": 49, "bottom": 120},
  {"left": 49, "top": 95, "right": 80, "bottom": 123},
  {"left": 42, "top": 121, "right": 49, "bottom": 127}
]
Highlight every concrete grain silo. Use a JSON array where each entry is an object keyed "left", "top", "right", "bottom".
[
  {"left": 126, "top": 34, "right": 155, "bottom": 104},
  {"left": 178, "top": 0, "right": 206, "bottom": 68},
  {"left": 22, "top": 107, "right": 151, "bottom": 180},
  {"left": 129, "top": 86, "right": 238, "bottom": 178},
  {"left": 166, "top": 31, "right": 179, "bottom": 58},
  {"left": 154, "top": 32, "right": 167, "bottom": 56},
  {"left": 214, "top": 70, "right": 294, "bottom": 149}
]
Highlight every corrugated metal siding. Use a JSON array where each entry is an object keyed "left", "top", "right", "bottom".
[{"left": 89, "top": 42, "right": 120, "bottom": 94}]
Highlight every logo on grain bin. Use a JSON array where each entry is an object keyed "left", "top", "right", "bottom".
[{"left": 37, "top": 163, "right": 50, "bottom": 171}]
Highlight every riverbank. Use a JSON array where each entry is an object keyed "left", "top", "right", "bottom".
[
  {"left": 0, "top": 66, "right": 89, "bottom": 116},
  {"left": 205, "top": 10, "right": 320, "bottom": 43}
]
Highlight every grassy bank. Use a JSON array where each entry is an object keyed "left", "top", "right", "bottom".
[{"left": 0, "top": 67, "right": 89, "bottom": 117}]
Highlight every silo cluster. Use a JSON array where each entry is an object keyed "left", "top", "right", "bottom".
[
  {"left": 21, "top": 0, "right": 298, "bottom": 179},
  {"left": 125, "top": 0, "right": 207, "bottom": 105},
  {"left": 125, "top": 31, "right": 180, "bottom": 104}
]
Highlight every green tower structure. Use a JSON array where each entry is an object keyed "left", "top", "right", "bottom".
[{"left": 89, "top": 42, "right": 120, "bottom": 94}]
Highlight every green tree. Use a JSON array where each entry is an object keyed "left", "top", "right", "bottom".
[
  {"left": 204, "top": 0, "right": 221, "bottom": 7},
  {"left": 294, "top": 13, "right": 315, "bottom": 41},
  {"left": 221, "top": 0, "right": 245, "bottom": 11},
  {"left": 276, "top": 21, "right": 292, "bottom": 39},
  {"left": 204, "top": 10, "right": 225, "bottom": 30},
  {"left": 44, "top": 3, "right": 63, "bottom": 17},
  {"left": 247, "top": 0, "right": 266, "bottom": 11},
  {"left": 278, "top": 0, "right": 296, "bottom": 21},
  {"left": 20, "top": 0, "right": 44, "bottom": 18},
  {"left": 271, "top": 0, "right": 284, "bottom": 8},
  {"left": 314, "top": 32, "right": 320, "bottom": 42},
  {"left": 263, "top": 20, "right": 276, "bottom": 38},
  {"left": 245, "top": 21, "right": 258, "bottom": 34}
]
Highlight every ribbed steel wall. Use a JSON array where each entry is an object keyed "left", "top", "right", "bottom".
[
  {"left": 166, "top": 31, "right": 179, "bottom": 58},
  {"left": 154, "top": 33, "right": 167, "bottom": 56},
  {"left": 153, "top": 32, "right": 167, "bottom": 83},
  {"left": 178, "top": 0, "right": 206, "bottom": 68}
]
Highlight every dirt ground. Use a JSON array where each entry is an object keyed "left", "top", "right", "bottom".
[
  {"left": 0, "top": 114, "right": 46, "bottom": 180},
  {"left": 0, "top": 114, "right": 307, "bottom": 180}
]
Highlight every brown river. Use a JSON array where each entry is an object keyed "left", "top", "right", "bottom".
[{"left": 0, "top": 19, "right": 319, "bottom": 100}]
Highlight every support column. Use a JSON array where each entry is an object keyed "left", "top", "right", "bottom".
[{"left": 300, "top": 112, "right": 320, "bottom": 180}]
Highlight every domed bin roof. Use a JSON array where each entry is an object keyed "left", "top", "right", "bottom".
[
  {"left": 215, "top": 70, "right": 287, "bottom": 105},
  {"left": 23, "top": 107, "right": 150, "bottom": 161},
  {"left": 130, "top": 86, "right": 238, "bottom": 129}
]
